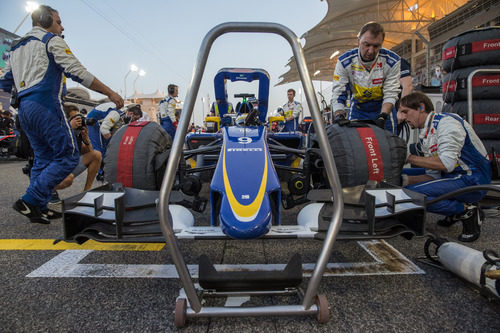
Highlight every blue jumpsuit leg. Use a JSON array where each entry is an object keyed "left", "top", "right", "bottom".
[
  {"left": 406, "top": 174, "right": 486, "bottom": 216},
  {"left": 88, "top": 125, "right": 108, "bottom": 176},
  {"left": 161, "top": 117, "right": 176, "bottom": 140},
  {"left": 402, "top": 168, "right": 426, "bottom": 176},
  {"left": 385, "top": 107, "right": 398, "bottom": 134},
  {"left": 88, "top": 124, "right": 104, "bottom": 156},
  {"left": 18, "top": 100, "right": 79, "bottom": 207}
]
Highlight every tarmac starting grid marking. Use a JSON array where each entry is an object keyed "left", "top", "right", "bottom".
[{"left": 23, "top": 239, "right": 425, "bottom": 279}]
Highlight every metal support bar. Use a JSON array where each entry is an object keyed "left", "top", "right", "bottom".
[
  {"left": 186, "top": 305, "right": 318, "bottom": 318},
  {"left": 202, "top": 289, "right": 299, "bottom": 297},
  {"left": 467, "top": 68, "right": 500, "bottom": 125},
  {"left": 415, "top": 31, "right": 431, "bottom": 86},
  {"left": 157, "top": 22, "right": 344, "bottom": 314}
]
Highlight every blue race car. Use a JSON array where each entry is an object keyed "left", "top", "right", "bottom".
[
  {"left": 183, "top": 68, "right": 305, "bottom": 239},
  {"left": 62, "top": 67, "right": 427, "bottom": 243}
]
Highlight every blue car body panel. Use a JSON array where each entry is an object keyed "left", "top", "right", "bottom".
[
  {"left": 210, "top": 126, "right": 281, "bottom": 239},
  {"left": 214, "top": 68, "right": 270, "bottom": 123}
]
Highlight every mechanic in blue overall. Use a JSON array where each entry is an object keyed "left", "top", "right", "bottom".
[
  {"left": 86, "top": 102, "right": 125, "bottom": 179},
  {"left": 158, "top": 84, "right": 181, "bottom": 139},
  {"left": 331, "top": 22, "right": 400, "bottom": 133},
  {"left": 399, "top": 92, "right": 491, "bottom": 242},
  {"left": 86, "top": 102, "right": 124, "bottom": 157},
  {"left": 282, "top": 88, "right": 302, "bottom": 132},
  {"left": 0, "top": 5, "right": 123, "bottom": 224}
]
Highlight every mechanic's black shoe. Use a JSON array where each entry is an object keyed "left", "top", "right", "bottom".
[
  {"left": 13, "top": 199, "right": 50, "bottom": 224},
  {"left": 437, "top": 215, "right": 459, "bottom": 227},
  {"left": 96, "top": 173, "right": 105, "bottom": 182},
  {"left": 49, "top": 190, "right": 61, "bottom": 204},
  {"left": 41, "top": 208, "right": 62, "bottom": 220},
  {"left": 457, "top": 205, "right": 481, "bottom": 242}
]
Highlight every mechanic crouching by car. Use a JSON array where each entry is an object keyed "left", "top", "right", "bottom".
[
  {"left": 330, "top": 21, "right": 400, "bottom": 133},
  {"left": 0, "top": 5, "right": 123, "bottom": 224},
  {"left": 399, "top": 92, "right": 491, "bottom": 242}
]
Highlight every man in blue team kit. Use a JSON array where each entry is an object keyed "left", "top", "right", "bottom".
[
  {"left": 282, "top": 89, "right": 302, "bottom": 132},
  {"left": 0, "top": 5, "right": 123, "bottom": 224},
  {"left": 158, "top": 84, "right": 181, "bottom": 139},
  {"left": 85, "top": 102, "right": 127, "bottom": 180},
  {"left": 331, "top": 22, "right": 401, "bottom": 133},
  {"left": 399, "top": 92, "right": 490, "bottom": 242},
  {"left": 86, "top": 102, "right": 124, "bottom": 158}
]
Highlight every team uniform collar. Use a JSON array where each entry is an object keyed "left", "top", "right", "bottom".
[
  {"left": 421, "top": 111, "right": 436, "bottom": 139},
  {"left": 358, "top": 50, "right": 379, "bottom": 72}
]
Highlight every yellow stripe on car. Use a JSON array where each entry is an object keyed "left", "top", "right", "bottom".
[{"left": 222, "top": 142, "right": 267, "bottom": 221}]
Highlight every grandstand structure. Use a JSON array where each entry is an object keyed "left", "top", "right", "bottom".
[{"left": 279, "top": 0, "right": 500, "bottom": 86}]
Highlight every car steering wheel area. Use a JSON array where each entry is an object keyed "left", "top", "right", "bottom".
[{"left": 244, "top": 108, "right": 259, "bottom": 126}]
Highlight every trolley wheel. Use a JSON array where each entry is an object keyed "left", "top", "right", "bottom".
[
  {"left": 315, "top": 294, "right": 329, "bottom": 324},
  {"left": 174, "top": 298, "right": 187, "bottom": 328}
]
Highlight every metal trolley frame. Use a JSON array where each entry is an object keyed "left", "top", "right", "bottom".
[
  {"left": 157, "top": 22, "right": 344, "bottom": 327},
  {"left": 466, "top": 68, "right": 500, "bottom": 125}
]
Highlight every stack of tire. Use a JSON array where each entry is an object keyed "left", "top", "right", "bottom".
[{"left": 441, "top": 27, "right": 500, "bottom": 179}]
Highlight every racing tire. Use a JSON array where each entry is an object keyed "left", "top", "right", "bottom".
[
  {"left": 442, "top": 27, "right": 500, "bottom": 73},
  {"left": 442, "top": 100, "right": 500, "bottom": 140},
  {"left": 315, "top": 294, "right": 329, "bottom": 324},
  {"left": 174, "top": 298, "right": 187, "bottom": 328},
  {"left": 442, "top": 66, "right": 500, "bottom": 104}
]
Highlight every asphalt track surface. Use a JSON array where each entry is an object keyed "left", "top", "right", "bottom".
[{"left": 1, "top": 158, "right": 499, "bottom": 332}]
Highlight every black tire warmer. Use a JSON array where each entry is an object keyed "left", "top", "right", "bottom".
[
  {"left": 442, "top": 65, "right": 500, "bottom": 103},
  {"left": 442, "top": 100, "right": 500, "bottom": 140},
  {"left": 312, "top": 121, "right": 407, "bottom": 188},
  {"left": 442, "top": 27, "right": 500, "bottom": 73}
]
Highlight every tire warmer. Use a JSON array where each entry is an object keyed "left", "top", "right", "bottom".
[
  {"left": 442, "top": 37, "right": 500, "bottom": 66},
  {"left": 115, "top": 121, "right": 150, "bottom": 187}
]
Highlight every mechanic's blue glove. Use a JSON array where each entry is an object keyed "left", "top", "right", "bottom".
[{"left": 375, "top": 112, "right": 388, "bottom": 129}]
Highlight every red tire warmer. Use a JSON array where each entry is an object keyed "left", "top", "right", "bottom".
[{"left": 115, "top": 121, "right": 149, "bottom": 188}]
